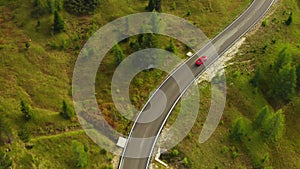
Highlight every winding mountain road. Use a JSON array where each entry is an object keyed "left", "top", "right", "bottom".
[{"left": 118, "top": 0, "right": 275, "bottom": 168}]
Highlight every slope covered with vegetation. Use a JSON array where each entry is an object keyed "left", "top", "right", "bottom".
[
  {"left": 159, "top": 0, "right": 300, "bottom": 168},
  {"left": 2, "top": 0, "right": 299, "bottom": 168}
]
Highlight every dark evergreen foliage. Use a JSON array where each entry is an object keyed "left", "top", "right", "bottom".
[
  {"left": 65, "top": 0, "right": 100, "bottom": 15},
  {"left": 53, "top": 11, "right": 65, "bottom": 33},
  {"left": 60, "top": 100, "right": 74, "bottom": 120},
  {"left": 285, "top": 12, "right": 293, "bottom": 25},
  {"left": 146, "top": 0, "right": 162, "bottom": 12}
]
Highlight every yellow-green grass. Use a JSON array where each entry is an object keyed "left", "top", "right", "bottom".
[
  {"left": 165, "top": 0, "right": 300, "bottom": 168},
  {"left": 0, "top": 0, "right": 261, "bottom": 168}
]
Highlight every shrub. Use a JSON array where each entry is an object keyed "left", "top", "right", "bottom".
[
  {"left": 262, "top": 20, "right": 268, "bottom": 27},
  {"left": 285, "top": 12, "right": 293, "bottom": 25},
  {"left": 183, "top": 157, "right": 190, "bottom": 167},
  {"left": 25, "top": 41, "right": 31, "bottom": 50},
  {"left": 60, "top": 100, "right": 75, "bottom": 120},
  {"left": 72, "top": 140, "right": 88, "bottom": 168},
  {"left": 186, "top": 9, "right": 191, "bottom": 16},
  {"left": 53, "top": 11, "right": 65, "bottom": 33},
  {"left": 172, "top": 149, "right": 179, "bottom": 156},
  {"left": 113, "top": 44, "right": 125, "bottom": 66},
  {"left": 20, "top": 100, "right": 33, "bottom": 121},
  {"left": 146, "top": 0, "right": 162, "bottom": 12}
]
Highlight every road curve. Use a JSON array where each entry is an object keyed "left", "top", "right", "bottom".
[{"left": 119, "top": 0, "right": 275, "bottom": 168}]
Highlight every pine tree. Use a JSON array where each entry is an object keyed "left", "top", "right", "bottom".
[
  {"left": 274, "top": 48, "right": 292, "bottom": 71},
  {"left": 269, "top": 48, "right": 296, "bottom": 102},
  {"left": 263, "top": 109, "right": 285, "bottom": 141},
  {"left": 147, "top": 0, "right": 156, "bottom": 11},
  {"left": 113, "top": 45, "right": 125, "bottom": 66},
  {"left": 155, "top": 0, "right": 162, "bottom": 12},
  {"left": 53, "top": 10, "right": 65, "bottom": 33},
  {"left": 253, "top": 106, "right": 272, "bottom": 130},
  {"left": 230, "top": 118, "right": 248, "bottom": 141},
  {"left": 250, "top": 66, "right": 262, "bottom": 87},
  {"left": 166, "top": 39, "right": 176, "bottom": 53},
  {"left": 147, "top": 0, "right": 162, "bottom": 12},
  {"left": 273, "top": 64, "right": 297, "bottom": 101},
  {"left": 60, "top": 100, "right": 74, "bottom": 120}
]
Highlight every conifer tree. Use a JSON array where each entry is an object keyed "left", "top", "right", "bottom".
[
  {"left": 263, "top": 110, "right": 285, "bottom": 141},
  {"left": 253, "top": 106, "right": 271, "bottom": 130},
  {"left": 60, "top": 100, "right": 74, "bottom": 120},
  {"left": 53, "top": 11, "right": 65, "bottom": 33},
  {"left": 230, "top": 118, "right": 248, "bottom": 141}
]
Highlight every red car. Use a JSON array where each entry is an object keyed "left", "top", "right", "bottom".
[{"left": 195, "top": 56, "right": 207, "bottom": 66}]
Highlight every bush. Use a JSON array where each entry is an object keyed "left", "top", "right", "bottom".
[
  {"left": 186, "top": 9, "right": 191, "bottom": 16},
  {"left": 183, "top": 157, "right": 189, "bottom": 167},
  {"left": 53, "top": 11, "right": 65, "bottom": 33},
  {"left": 60, "top": 100, "right": 75, "bottom": 120},
  {"left": 262, "top": 20, "right": 268, "bottom": 27},
  {"left": 20, "top": 100, "right": 33, "bottom": 121},
  {"left": 65, "top": 0, "right": 100, "bottom": 15},
  {"left": 285, "top": 12, "right": 293, "bottom": 25},
  {"left": 146, "top": 0, "right": 162, "bottom": 12},
  {"left": 72, "top": 140, "right": 88, "bottom": 168},
  {"left": 172, "top": 149, "right": 179, "bottom": 156}
]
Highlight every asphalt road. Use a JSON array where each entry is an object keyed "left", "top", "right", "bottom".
[{"left": 118, "top": 0, "right": 275, "bottom": 168}]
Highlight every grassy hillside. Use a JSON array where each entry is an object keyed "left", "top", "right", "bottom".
[
  {"left": 0, "top": 0, "right": 254, "bottom": 168},
  {"left": 159, "top": 0, "right": 300, "bottom": 168}
]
